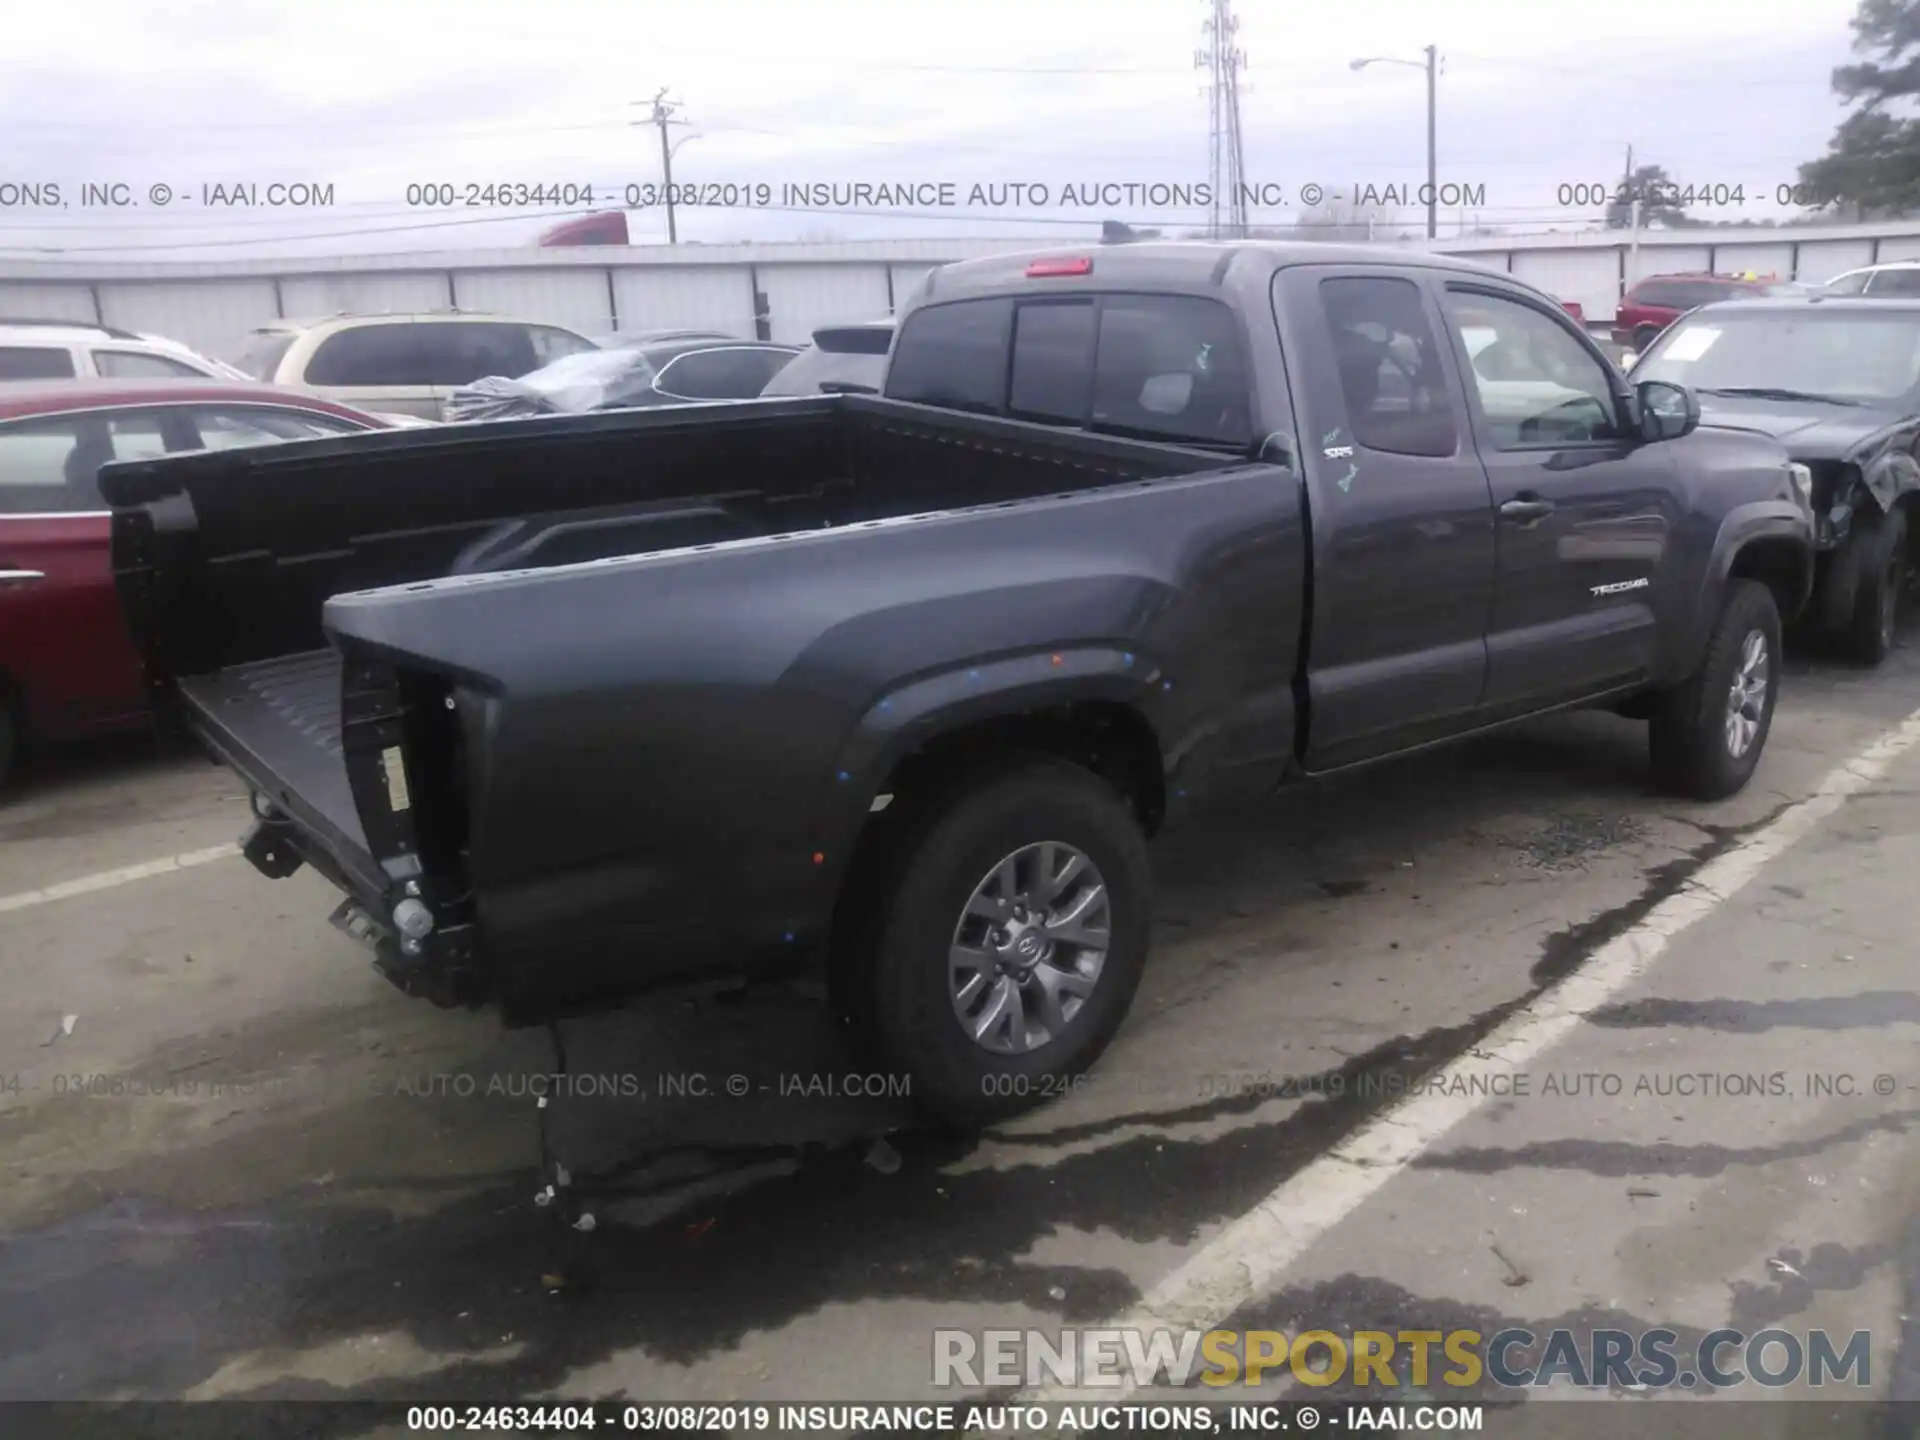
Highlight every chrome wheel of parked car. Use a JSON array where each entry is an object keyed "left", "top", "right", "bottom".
[
  {"left": 948, "top": 841, "right": 1109, "bottom": 1055},
  {"left": 1724, "top": 630, "right": 1770, "bottom": 759}
]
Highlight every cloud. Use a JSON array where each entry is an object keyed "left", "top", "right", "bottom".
[{"left": 0, "top": 0, "right": 1866, "bottom": 257}]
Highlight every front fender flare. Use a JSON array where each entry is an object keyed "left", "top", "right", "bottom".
[{"left": 1690, "top": 500, "right": 1814, "bottom": 658}]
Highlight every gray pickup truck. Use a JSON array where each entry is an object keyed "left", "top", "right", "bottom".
[{"left": 104, "top": 242, "right": 1815, "bottom": 1124}]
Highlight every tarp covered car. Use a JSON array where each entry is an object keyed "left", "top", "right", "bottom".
[{"left": 445, "top": 339, "right": 800, "bottom": 422}]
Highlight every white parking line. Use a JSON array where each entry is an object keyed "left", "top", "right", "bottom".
[
  {"left": 1028, "top": 704, "right": 1920, "bottom": 1405},
  {"left": 0, "top": 843, "right": 240, "bottom": 917}
]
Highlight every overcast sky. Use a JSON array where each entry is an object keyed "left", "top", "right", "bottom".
[{"left": 1, "top": 0, "right": 1867, "bottom": 258}]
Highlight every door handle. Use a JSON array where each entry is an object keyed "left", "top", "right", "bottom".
[
  {"left": 0, "top": 569, "right": 46, "bottom": 586},
  {"left": 1499, "top": 498, "right": 1555, "bottom": 522}
]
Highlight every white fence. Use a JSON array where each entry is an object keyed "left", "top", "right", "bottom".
[{"left": 6, "top": 220, "right": 1920, "bottom": 361}]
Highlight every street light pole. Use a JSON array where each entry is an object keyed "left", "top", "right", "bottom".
[
  {"left": 1424, "top": 45, "right": 1438, "bottom": 241},
  {"left": 1350, "top": 49, "right": 1439, "bottom": 240}
]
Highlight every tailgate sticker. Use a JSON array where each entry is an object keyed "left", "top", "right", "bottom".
[{"left": 381, "top": 746, "right": 412, "bottom": 812}]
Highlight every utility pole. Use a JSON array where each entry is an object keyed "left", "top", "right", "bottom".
[
  {"left": 1195, "top": 0, "right": 1248, "bottom": 238},
  {"left": 1623, "top": 143, "right": 1639, "bottom": 304},
  {"left": 636, "top": 89, "right": 686, "bottom": 244},
  {"left": 1424, "top": 45, "right": 1438, "bottom": 241}
]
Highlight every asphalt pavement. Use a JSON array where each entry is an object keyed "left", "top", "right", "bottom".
[{"left": 2, "top": 624, "right": 1918, "bottom": 1430}]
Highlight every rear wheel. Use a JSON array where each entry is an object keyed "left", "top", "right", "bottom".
[
  {"left": 1632, "top": 324, "right": 1662, "bottom": 352},
  {"left": 1649, "top": 579, "right": 1782, "bottom": 800},
  {"left": 1837, "top": 504, "right": 1908, "bottom": 665},
  {"left": 862, "top": 758, "right": 1152, "bottom": 1127}
]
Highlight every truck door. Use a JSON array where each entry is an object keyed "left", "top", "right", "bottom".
[
  {"left": 1437, "top": 284, "right": 1681, "bottom": 713},
  {"left": 1273, "top": 266, "right": 1498, "bottom": 771}
]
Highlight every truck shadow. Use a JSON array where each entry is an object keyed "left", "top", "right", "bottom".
[{"left": 0, "top": 703, "right": 1739, "bottom": 1405}]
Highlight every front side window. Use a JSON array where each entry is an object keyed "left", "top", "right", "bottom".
[
  {"left": 0, "top": 410, "right": 177, "bottom": 512},
  {"left": 1869, "top": 268, "right": 1920, "bottom": 297},
  {"left": 1822, "top": 271, "right": 1872, "bottom": 296},
  {"left": 304, "top": 324, "right": 429, "bottom": 387},
  {"left": 94, "top": 349, "right": 208, "bottom": 379},
  {"left": 235, "top": 330, "right": 298, "bottom": 381},
  {"left": 1444, "top": 290, "right": 1621, "bottom": 448},
  {"left": 529, "top": 325, "right": 597, "bottom": 366},
  {"left": 422, "top": 323, "right": 540, "bottom": 386}
]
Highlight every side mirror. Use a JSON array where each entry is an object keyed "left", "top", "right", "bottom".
[{"left": 1636, "top": 379, "right": 1699, "bottom": 442}]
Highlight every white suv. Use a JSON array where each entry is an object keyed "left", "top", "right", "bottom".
[
  {"left": 236, "top": 312, "right": 598, "bottom": 420},
  {"left": 0, "top": 320, "right": 247, "bottom": 383},
  {"left": 1820, "top": 261, "right": 1920, "bottom": 296}
]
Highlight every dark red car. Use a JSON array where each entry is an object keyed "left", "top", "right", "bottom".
[
  {"left": 1612, "top": 273, "right": 1778, "bottom": 350},
  {"left": 0, "top": 379, "right": 390, "bottom": 786}
]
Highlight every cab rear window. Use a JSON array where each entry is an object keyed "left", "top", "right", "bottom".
[{"left": 887, "top": 292, "right": 1251, "bottom": 447}]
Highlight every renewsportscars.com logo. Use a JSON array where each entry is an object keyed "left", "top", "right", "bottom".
[{"left": 932, "top": 1326, "right": 1873, "bottom": 1391}]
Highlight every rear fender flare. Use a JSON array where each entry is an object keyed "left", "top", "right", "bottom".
[{"left": 811, "top": 645, "right": 1165, "bottom": 858}]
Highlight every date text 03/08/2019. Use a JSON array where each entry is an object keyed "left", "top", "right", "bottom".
[{"left": 402, "top": 1402, "right": 1487, "bottom": 1432}]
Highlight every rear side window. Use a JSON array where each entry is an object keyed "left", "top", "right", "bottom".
[
  {"left": 655, "top": 347, "right": 799, "bottom": 399},
  {"left": 813, "top": 325, "right": 893, "bottom": 355},
  {"left": 1316, "top": 276, "right": 1460, "bottom": 458},
  {"left": 188, "top": 407, "right": 368, "bottom": 450},
  {"left": 1630, "top": 281, "right": 1685, "bottom": 309},
  {"left": 305, "top": 324, "right": 429, "bottom": 386},
  {"left": 1009, "top": 301, "right": 1096, "bottom": 423},
  {"left": 886, "top": 298, "right": 1014, "bottom": 413},
  {"left": 0, "top": 347, "right": 77, "bottom": 380}
]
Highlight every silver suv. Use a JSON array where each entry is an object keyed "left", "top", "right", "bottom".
[
  {"left": 236, "top": 312, "right": 598, "bottom": 420},
  {"left": 0, "top": 319, "right": 248, "bottom": 382}
]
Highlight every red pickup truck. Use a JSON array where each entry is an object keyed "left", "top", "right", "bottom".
[{"left": 0, "top": 379, "right": 388, "bottom": 787}]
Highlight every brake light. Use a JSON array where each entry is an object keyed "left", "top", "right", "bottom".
[{"left": 1026, "top": 257, "right": 1093, "bottom": 277}]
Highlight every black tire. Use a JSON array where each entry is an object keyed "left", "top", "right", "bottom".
[
  {"left": 1633, "top": 325, "right": 1661, "bottom": 352},
  {"left": 864, "top": 758, "right": 1152, "bottom": 1128},
  {"left": 0, "top": 693, "right": 17, "bottom": 795},
  {"left": 1837, "top": 504, "right": 1908, "bottom": 665},
  {"left": 1649, "top": 579, "right": 1782, "bottom": 801}
]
